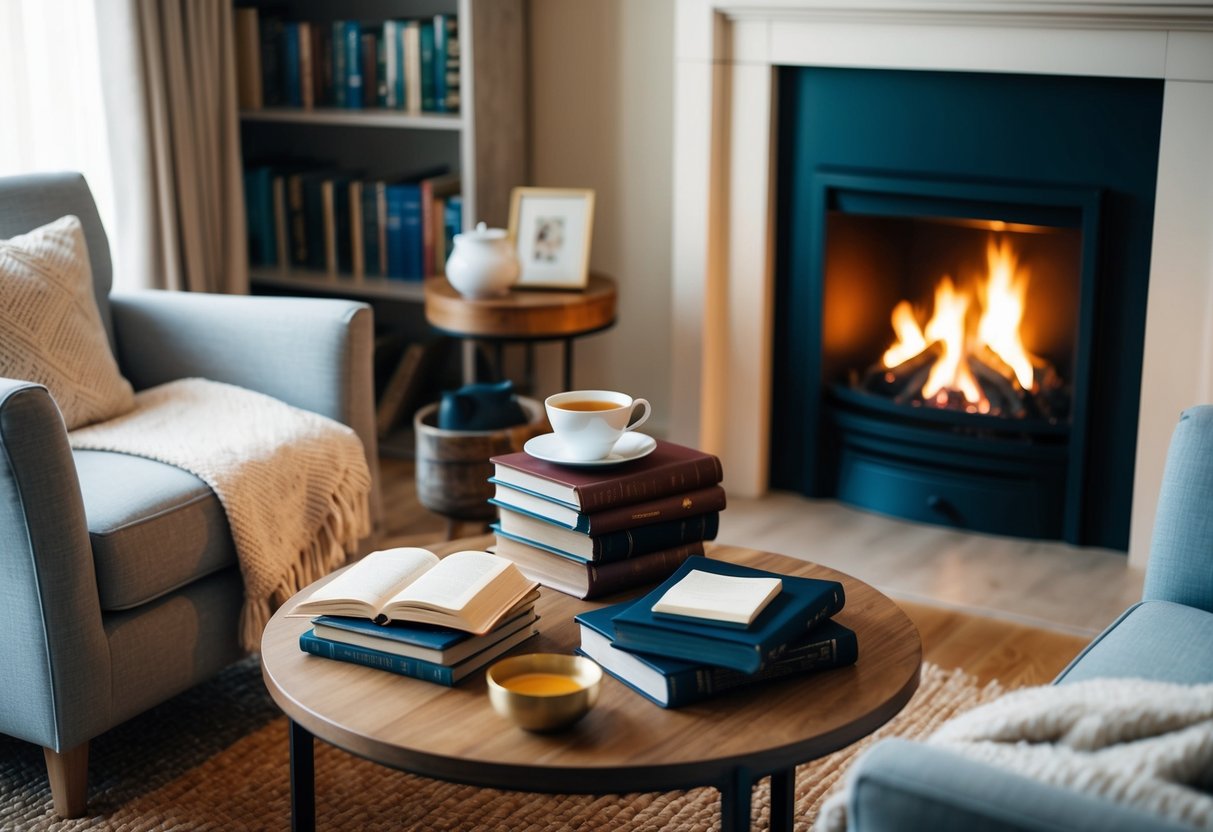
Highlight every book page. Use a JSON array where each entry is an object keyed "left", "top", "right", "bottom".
[
  {"left": 291, "top": 547, "right": 439, "bottom": 615},
  {"left": 388, "top": 550, "right": 509, "bottom": 614},
  {"left": 651, "top": 570, "right": 782, "bottom": 626}
]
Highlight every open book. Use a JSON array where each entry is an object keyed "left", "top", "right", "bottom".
[{"left": 288, "top": 547, "right": 540, "bottom": 634}]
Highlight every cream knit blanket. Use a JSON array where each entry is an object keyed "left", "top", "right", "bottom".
[
  {"left": 69, "top": 377, "right": 372, "bottom": 652},
  {"left": 818, "top": 677, "right": 1213, "bottom": 831}
]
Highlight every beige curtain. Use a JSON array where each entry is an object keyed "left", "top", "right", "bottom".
[{"left": 98, "top": 0, "right": 247, "bottom": 293}]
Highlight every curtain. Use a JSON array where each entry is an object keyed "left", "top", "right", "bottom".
[
  {"left": 97, "top": 0, "right": 248, "bottom": 293},
  {"left": 0, "top": 0, "right": 118, "bottom": 250}
]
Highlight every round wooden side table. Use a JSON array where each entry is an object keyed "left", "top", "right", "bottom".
[{"left": 424, "top": 274, "right": 617, "bottom": 391}]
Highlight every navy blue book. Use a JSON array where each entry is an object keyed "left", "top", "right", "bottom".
[
  {"left": 360, "top": 180, "right": 383, "bottom": 277},
  {"left": 432, "top": 15, "right": 450, "bottom": 112},
  {"left": 610, "top": 556, "right": 846, "bottom": 674},
  {"left": 577, "top": 601, "right": 858, "bottom": 708},
  {"left": 418, "top": 19, "right": 436, "bottom": 111},
  {"left": 281, "top": 22, "right": 303, "bottom": 107},
  {"left": 385, "top": 183, "right": 421, "bottom": 278},
  {"left": 243, "top": 166, "right": 276, "bottom": 266},
  {"left": 311, "top": 605, "right": 537, "bottom": 665},
  {"left": 299, "top": 624, "right": 537, "bottom": 686},
  {"left": 341, "top": 21, "right": 364, "bottom": 109},
  {"left": 493, "top": 504, "right": 719, "bottom": 563}
]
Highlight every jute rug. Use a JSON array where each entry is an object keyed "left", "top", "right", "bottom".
[{"left": 0, "top": 659, "right": 1006, "bottom": 831}]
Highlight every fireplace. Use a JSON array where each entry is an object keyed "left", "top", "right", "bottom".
[
  {"left": 669, "top": 5, "right": 1213, "bottom": 566},
  {"left": 769, "top": 67, "right": 1162, "bottom": 549}
]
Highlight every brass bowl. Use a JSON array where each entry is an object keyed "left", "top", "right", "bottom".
[{"left": 486, "top": 653, "right": 602, "bottom": 733}]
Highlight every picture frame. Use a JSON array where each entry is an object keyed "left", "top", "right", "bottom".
[{"left": 508, "top": 187, "right": 595, "bottom": 290}]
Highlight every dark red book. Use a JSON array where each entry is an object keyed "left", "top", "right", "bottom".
[
  {"left": 493, "top": 535, "right": 701, "bottom": 600},
  {"left": 489, "top": 439, "right": 723, "bottom": 512}
]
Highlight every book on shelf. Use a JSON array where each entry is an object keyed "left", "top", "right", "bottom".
[
  {"left": 243, "top": 166, "right": 276, "bottom": 266},
  {"left": 360, "top": 28, "right": 378, "bottom": 108},
  {"left": 651, "top": 569, "right": 781, "bottom": 628},
  {"left": 490, "top": 440, "right": 723, "bottom": 513},
  {"left": 349, "top": 180, "right": 365, "bottom": 277},
  {"left": 312, "top": 604, "right": 537, "bottom": 665},
  {"left": 432, "top": 14, "right": 452, "bottom": 113},
  {"left": 576, "top": 601, "right": 858, "bottom": 708},
  {"left": 281, "top": 21, "right": 304, "bottom": 107},
  {"left": 492, "top": 533, "right": 701, "bottom": 600},
  {"left": 234, "top": 8, "right": 262, "bottom": 110},
  {"left": 418, "top": 19, "right": 436, "bottom": 112},
  {"left": 298, "top": 21, "right": 315, "bottom": 108},
  {"left": 494, "top": 506, "right": 720, "bottom": 562},
  {"left": 321, "top": 173, "right": 357, "bottom": 273},
  {"left": 491, "top": 481, "right": 727, "bottom": 536},
  {"left": 402, "top": 19, "right": 422, "bottom": 114},
  {"left": 610, "top": 556, "right": 846, "bottom": 674},
  {"left": 299, "top": 621, "right": 537, "bottom": 686},
  {"left": 419, "top": 172, "right": 461, "bottom": 276},
  {"left": 258, "top": 14, "right": 284, "bottom": 107},
  {"left": 440, "top": 14, "right": 460, "bottom": 112},
  {"left": 287, "top": 547, "right": 539, "bottom": 634}
]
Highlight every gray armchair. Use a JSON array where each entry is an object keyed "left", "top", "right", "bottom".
[
  {"left": 0, "top": 172, "right": 382, "bottom": 817},
  {"left": 843, "top": 405, "right": 1213, "bottom": 831}
]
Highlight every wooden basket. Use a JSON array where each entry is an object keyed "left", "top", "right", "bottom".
[{"left": 413, "top": 397, "right": 547, "bottom": 521}]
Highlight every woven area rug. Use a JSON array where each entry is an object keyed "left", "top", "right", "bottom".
[{"left": 0, "top": 659, "right": 1006, "bottom": 831}]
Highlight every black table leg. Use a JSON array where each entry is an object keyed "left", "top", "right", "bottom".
[
  {"left": 720, "top": 766, "right": 754, "bottom": 832},
  {"left": 770, "top": 768, "right": 795, "bottom": 832},
  {"left": 289, "top": 719, "right": 315, "bottom": 832},
  {"left": 562, "top": 338, "right": 574, "bottom": 391}
]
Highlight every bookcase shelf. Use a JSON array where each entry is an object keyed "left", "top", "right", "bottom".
[
  {"left": 250, "top": 267, "right": 428, "bottom": 303},
  {"left": 241, "top": 107, "right": 464, "bottom": 131}
]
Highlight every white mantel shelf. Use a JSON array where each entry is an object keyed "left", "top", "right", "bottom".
[{"left": 670, "top": 0, "right": 1213, "bottom": 568}]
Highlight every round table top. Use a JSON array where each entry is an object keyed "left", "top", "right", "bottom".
[
  {"left": 423, "top": 274, "right": 617, "bottom": 340},
  {"left": 260, "top": 543, "right": 922, "bottom": 795}
]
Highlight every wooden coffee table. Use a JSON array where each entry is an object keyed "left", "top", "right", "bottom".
[{"left": 260, "top": 544, "right": 921, "bottom": 831}]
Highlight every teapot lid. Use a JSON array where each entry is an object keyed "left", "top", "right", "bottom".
[{"left": 455, "top": 221, "right": 508, "bottom": 242}]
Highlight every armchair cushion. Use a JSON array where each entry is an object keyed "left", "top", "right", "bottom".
[
  {"left": 73, "top": 450, "right": 236, "bottom": 611},
  {"left": 1053, "top": 600, "right": 1213, "bottom": 686},
  {"left": 0, "top": 215, "right": 134, "bottom": 429}
]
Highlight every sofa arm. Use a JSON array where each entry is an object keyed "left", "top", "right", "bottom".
[
  {"left": 844, "top": 739, "right": 1186, "bottom": 832},
  {"left": 1143, "top": 405, "right": 1213, "bottom": 612},
  {"left": 0, "top": 379, "right": 112, "bottom": 751},
  {"left": 109, "top": 290, "right": 381, "bottom": 531}
]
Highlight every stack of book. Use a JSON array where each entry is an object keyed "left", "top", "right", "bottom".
[
  {"left": 289, "top": 547, "right": 540, "bottom": 686},
  {"left": 575, "top": 556, "right": 858, "bottom": 708},
  {"left": 488, "top": 440, "right": 726, "bottom": 599}
]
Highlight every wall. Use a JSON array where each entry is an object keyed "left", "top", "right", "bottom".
[{"left": 527, "top": 0, "right": 675, "bottom": 436}]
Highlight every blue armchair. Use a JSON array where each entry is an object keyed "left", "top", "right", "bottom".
[
  {"left": 0, "top": 172, "right": 382, "bottom": 817},
  {"left": 843, "top": 405, "right": 1213, "bottom": 831}
]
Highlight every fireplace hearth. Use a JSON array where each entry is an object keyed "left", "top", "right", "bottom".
[{"left": 770, "top": 67, "right": 1163, "bottom": 548}]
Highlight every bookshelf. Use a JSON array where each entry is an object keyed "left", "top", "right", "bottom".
[{"left": 234, "top": 0, "right": 528, "bottom": 303}]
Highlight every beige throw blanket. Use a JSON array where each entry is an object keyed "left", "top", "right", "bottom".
[
  {"left": 817, "top": 677, "right": 1213, "bottom": 831},
  {"left": 70, "top": 378, "right": 372, "bottom": 651}
]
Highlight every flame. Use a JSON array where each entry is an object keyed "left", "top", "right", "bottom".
[{"left": 881, "top": 235, "right": 1038, "bottom": 410}]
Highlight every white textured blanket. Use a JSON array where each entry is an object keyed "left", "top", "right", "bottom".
[
  {"left": 69, "top": 378, "right": 372, "bottom": 651},
  {"left": 818, "top": 677, "right": 1213, "bottom": 831}
]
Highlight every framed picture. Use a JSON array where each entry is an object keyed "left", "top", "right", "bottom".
[{"left": 508, "top": 187, "right": 595, "bottom": 290}]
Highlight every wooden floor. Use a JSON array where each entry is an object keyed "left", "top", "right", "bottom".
[{"left": 376, "top": 455, "right": 1090, "bottom": 688}]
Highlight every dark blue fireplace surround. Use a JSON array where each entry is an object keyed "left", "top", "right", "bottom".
[{"left": 771, "top": 67, "right": 1164, "bottom": 551}]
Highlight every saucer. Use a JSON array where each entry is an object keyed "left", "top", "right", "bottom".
[{"left": 524, "top": 432, "right": 657, "bottom": 467}]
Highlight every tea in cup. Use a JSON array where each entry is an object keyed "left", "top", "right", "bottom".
[{"left": 545, "top": 390, "right": 651, "bottom": 461}]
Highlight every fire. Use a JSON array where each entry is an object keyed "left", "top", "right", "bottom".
[{"left": 881, "top": 236, "right": 1038, "bottom": 410}]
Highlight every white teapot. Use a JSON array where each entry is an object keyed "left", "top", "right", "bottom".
[{"left": 445, "top": 222, "right": 520, "bottom": 298}]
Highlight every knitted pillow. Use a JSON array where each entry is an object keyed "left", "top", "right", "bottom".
[{"left": 0, "top": 214, "right": 134, "bottom": 429}]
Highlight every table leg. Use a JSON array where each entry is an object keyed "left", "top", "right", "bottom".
[
  {"left": 770, "top": 768, "right": 795, "bottom": 832},
  {"left": 289, "top": 719, "right": 315, "bottom": 832},
  {"left": 720, "top": 766, "right": 754, "bottom": 832},
  {"left": 562, "top": 338, "right": 574, "bottom": 391}
]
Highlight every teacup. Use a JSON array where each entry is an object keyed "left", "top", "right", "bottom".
[{"left": 545, "top": 390, "right": 651, "bottom": 461}]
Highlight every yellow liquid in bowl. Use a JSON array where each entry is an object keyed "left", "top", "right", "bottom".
[{"left": 501, "top": 673, "right": 584, "bottom": 696}]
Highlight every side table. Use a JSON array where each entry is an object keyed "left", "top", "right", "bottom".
[{"left": 424, "top": 274, "right": 617, "bottom": 391}]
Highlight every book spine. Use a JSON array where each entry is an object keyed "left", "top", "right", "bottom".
[
  {"left": 321, "top": 180, "right": 337, "bottom": 273},
  {"left": 385, "top": 185, "right": 405, "bottom": 278},
  {"left": 304, "top": 176, "right": 327, "bottom": 270},
  {"left": 344, "top": 22, "right": 363, "bottom": 109},
  {"left": 420, "top": 179, "right": 435, "bottom": 277},
  {"left": 375, "top": 29, "right": 387, "bottom": 107},
  {"left": 243, "top": 167, "right": 276, "bottom": 266},
  {"left": 335, "top": 180, "right": 352, "bottom": 273},
  {"left": 403, "top": 21, "right": 421, "bottom": 114},
  {"left": 376, "top": 183, "right": 389, "bottom": 275},
  {"left": 282, "top": 23, "right": 302, "bottom": 107},
  {"left": 234, "top": 8, "right": 263, "bottom": 110},
  {"left": 332, "top": 22, "right": 347, "bottom": 108},
  {"left": 361, "top": 29, "right": 378, "bottom": 108},
  {"left": 432, "top": 15, "right": 448, "bottom": 113},
  {"left": 287, "top": 173, "right": 308, "bottom": 265},
  {"left": 583, "top": 542, "right": 702, "bottom": 600},
  {"left": 590, "top": 512, "right": 719, "bottom": 561},
  {"left": 574, "top": 457, "right": 726, "bottom": 512},
  {"left": 418, "top": 19, "right": 436, "bottom": 112},
  {"left": 399, "top": 184, "right": 424, "bottom": 279},
  {"left": 299, "top": 630, "right": 454, "bottom": 685},
  {"left": 582, "top": 486, "right": 728, "bottom": 535},
  {"left": 311, "top": 23, "right": 329, "bottom": 107},
  {"left": 298, "top": 22, "right": 314, "bottom": 108},
  {"left": 272, "top": 175, "right": 288, "bottom": 266},
  {"left": 442, "top": 15, "right": 460, "bottom": 112},
  {"left": 259, "top": 15, "right": 283, "bottom": 107},
  {"left": 349, "top": 181, "right": 364, "bottom": 277}
]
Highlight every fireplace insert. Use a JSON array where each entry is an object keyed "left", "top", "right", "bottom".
[{"left": 771, "top": 67, "right": 1163, "bottom": 549}]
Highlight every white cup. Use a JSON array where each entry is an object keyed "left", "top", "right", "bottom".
[{"left": 545, "top": 390, "right": 652, "bottom": 462}]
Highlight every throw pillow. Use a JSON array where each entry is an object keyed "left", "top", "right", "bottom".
[{"left": 0, "top": 214, "right": 134, "bottom": 429}]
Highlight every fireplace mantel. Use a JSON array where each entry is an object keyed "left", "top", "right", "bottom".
[{"left": 670, "top": 0, "right": 1213, "bottom": 567}]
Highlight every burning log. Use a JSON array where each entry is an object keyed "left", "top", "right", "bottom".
[
  {"left": 861, "top": 341, "right": 944, "bottom": 398},
  {"left": 969, "top": 349, "right": 1026, "bottom": 418}
]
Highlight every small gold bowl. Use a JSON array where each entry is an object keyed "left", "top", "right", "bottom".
[{"left": 486, "top": 653, "right": 602, "bottom": 733}]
